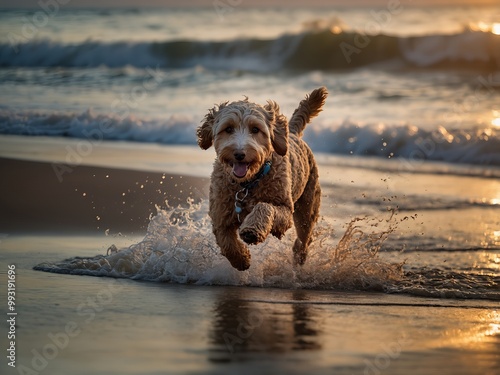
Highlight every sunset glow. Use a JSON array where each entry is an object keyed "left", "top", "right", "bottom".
[
  {"left": 492, "top": 23, "right": 500, "bottom": 35},
  {"left": 470, "top": 21, "right": 500, "bottom": 34}
]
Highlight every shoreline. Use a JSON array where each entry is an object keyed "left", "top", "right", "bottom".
[{"left": 0, "top": 140, "right": 499, "bottom": 375}]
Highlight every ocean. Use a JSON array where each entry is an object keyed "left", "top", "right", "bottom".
[
  {"left": 1, "top": 5, "right": 500, "bottom": 166},
  {"left": 0, "top": 4, "right": 500, "bottom": 375}
]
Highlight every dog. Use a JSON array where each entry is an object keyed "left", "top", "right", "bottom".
[{"left": 197, "top": 87, "right": 327, "bottom": 271}]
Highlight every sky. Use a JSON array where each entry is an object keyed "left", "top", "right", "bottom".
[{"left": 1, "top": 0, "right": 499, "bottom": 8}]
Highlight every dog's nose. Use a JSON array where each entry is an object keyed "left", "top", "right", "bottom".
[{"left": 234, "top": 152, "right": 246, "bottom": 161}]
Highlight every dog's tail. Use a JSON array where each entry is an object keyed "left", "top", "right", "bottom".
[{"left": 289, "top": 86, "right": 328, "bottom": 137}]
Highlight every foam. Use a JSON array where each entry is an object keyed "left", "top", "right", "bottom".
[
  {"left": 1, "top": 109, "right": 499, "bottom": 169},
  {"left": 2, "top": 29, "right": 500, "bottom": 72},
  {"left": 33, "top": 201, "right": 500, "bottom": 301},
  {"left": 34, "top": 201, "right": 403, "bottom": 290}
]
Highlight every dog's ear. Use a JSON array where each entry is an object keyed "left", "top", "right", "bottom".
[
  {"left": 265, "top": 100, "right": 288, "bottom": 156},
  {"left": 197, "top": 102, "right": 226, "bottom": 150}
]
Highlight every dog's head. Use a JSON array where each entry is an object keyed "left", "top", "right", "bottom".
[{"left": 197, "top": 97, "right": 288, "bottom": 181}]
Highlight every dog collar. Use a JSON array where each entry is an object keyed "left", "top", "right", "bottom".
[
  {"left": 234, "top": 160, "right": 272, "bottom": 222},
  {"left": 240, "top": 160, "right": 272, "bottom": 190}
]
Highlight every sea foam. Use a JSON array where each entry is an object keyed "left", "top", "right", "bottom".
[
  {"left": 34, "top": 200, "right": 403, "bottom": 291},
  {"left": 2, "top": 109, "right": 499, "bottom": 168},
  {"left": 33, "top": 201, "right": 500, "bottom": 301},
  {"left": 2, "top": 30, "right": 500, "bottom": 72}
]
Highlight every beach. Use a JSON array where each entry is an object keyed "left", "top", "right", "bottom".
[
  {"left": 1, "top": 2, "right": 500, "bottom": 373},
  {"left": 1, "top": 135, "right": 499, "bottom": 374},
  {"left": 0, "top": 157, "right": 208, "bottom": 233}
]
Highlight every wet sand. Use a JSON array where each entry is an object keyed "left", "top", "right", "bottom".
[
  {"left": 1, "top": 236, "right": 499, "bottom": 375},
  {"left": 0, "top": 157, "right": 209, "bottom": 233},
  {"left": 0, "top": 136, "right": 499, "bottom": 375}
]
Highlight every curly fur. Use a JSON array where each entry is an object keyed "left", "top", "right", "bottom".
[{"left": 197, "top": 87, "right": 328, "bottom": 271}]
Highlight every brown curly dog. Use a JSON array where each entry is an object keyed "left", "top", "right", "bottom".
[{"left": 197, "top": 87, "right": 328, "bottom": 271}]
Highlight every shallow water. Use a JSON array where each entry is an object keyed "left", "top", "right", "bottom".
[
  {"left": 1, "top": 233, "right": 499, "bottom": 375},
  {"left": 32, "top": 196, "right": 500, "bottom": 301},
  {"left": 0, "top": 136, "right": 497, "bottom": 301},
  {"left": 1, "top": 139, "right": 499, "bottom": 373},
  {"left": 2, "top": 4, "right": 500, "bottom": 373}
]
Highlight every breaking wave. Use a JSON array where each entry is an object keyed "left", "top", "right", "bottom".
[
  {"left": 2, "top": 29, "right": 500, "bottom": 72},
  {"left": 1, "top": 109, "right": 499, "bottom": 169}
]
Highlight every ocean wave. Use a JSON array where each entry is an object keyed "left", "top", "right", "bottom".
[
  {"left": 304, "top": 121, "right": 500, "bottom": 167},
  {"left": 2, "top": 29, "right": 500, "bottom": 72},
  {"left": 389, "top": 269, "right": 500, "bottom": 300},
  {"left": 355, "top": 194, "right": 500, "bottom": 212},
  {"left": 0, "top": 109, "right": 197, "bottom": 144},
  {"left": 1, "top": 109, "right": 499, "bottom": 168}
]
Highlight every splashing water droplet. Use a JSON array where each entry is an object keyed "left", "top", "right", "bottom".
[{"left": 33, "top": 201, "right": 403, "bottom": 290}]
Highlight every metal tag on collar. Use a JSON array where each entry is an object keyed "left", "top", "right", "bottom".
[
  {"left": 235, "top": 160, "right": 271, "bottom": 222},
  {"left": 235, "top": 188, "right": 248, "bottom": 222}
]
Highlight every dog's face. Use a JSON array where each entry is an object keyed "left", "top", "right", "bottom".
[{"left": 197, "top": 98, "right": 288, "bottom": 182}]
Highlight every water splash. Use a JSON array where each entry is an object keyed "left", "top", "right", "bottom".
[
  {"left": 34, "top": 200, "right": 403, "bottom": 291},
  {"left": 34, "top": 201, "right": 500, "bottom": 300}
]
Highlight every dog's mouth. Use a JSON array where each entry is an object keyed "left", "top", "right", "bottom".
[{"left": 232, "top": 162, "right": 250, "bottom": 179}]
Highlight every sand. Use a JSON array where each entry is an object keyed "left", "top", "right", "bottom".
[
  {"left": 1, "top": 237, "right": 499, "bottom": 375},
  {"left": 0, "top": 157, "right": 209, "bottom": 233},
  {"left": 0, "top": 135, "right": 499, "bottom": 375}
]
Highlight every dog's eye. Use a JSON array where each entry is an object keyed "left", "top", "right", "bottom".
[
  {"left": 225, "top": 127, "right": 234, "bottom": 134},
  {"left": 251, "top": 127, "right": 260, "bottom": 134}
]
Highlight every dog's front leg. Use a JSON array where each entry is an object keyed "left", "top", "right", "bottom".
[
  {"left": 240, "top": 202, "right": 293, "bottom": 245},
  {"left": 213, "top": 224, "right": 251, "bottom": 271}
]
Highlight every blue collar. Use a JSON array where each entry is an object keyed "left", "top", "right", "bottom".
[{"left": 240, "top": 160, "right": 272, "bottom": 190}]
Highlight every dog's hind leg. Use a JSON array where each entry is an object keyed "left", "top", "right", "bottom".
[{"left": 292, "top": 169, "right": 321, "bottom": 265}]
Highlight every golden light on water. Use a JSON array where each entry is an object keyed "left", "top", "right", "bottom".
[
  {"left": 472, "top": 21, "right": 500, "bottom": 35},
  {"left": 491, "top": 110, "right": 500, "bottom": 128},
  {"left": 441, "top": 310, "right": 500, "bottom": 350},
  {"left": 492, "top": 23, "right": 500, "bottom": 35},
  {"left": 330, "top": 26, "right": 343, "bottom": 34}
]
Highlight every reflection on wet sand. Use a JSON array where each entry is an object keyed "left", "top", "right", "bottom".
[{"left": 209, "top": 290, "right": 321, "bottom": 362}]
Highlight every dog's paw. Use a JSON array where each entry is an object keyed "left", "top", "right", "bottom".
[
  {"left": 271, "top": 228, "right": 285, "bottom": 240},
  {"left": 239, "top": 228, "right": 264, "bottom": 245},
  {"left": 240, "top": 229, "right": 258, "bottom": 244},
  {"left": 293, "top": 251, "right": 306, "bottom": 266},
  {"left": 226, "top": 253, "right": 251, "bottom": 271},
  {"left": 293, "top": 239, "right": 307, "bottom": 266}
]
